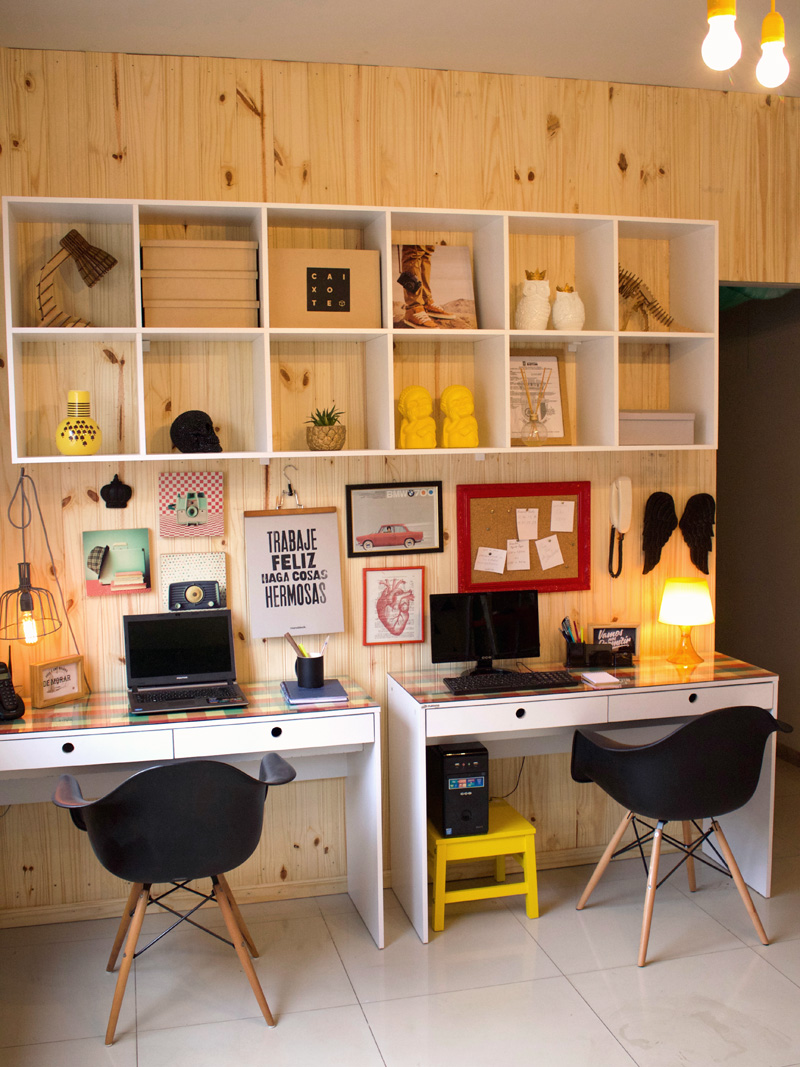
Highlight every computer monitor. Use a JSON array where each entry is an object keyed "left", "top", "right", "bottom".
[{"left": 429, "top": 590, "right": 540, "bottom": 674}]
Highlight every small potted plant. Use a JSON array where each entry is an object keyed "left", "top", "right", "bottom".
[{"left": 306, "top": 403, "right": 346, "bottom": 451}]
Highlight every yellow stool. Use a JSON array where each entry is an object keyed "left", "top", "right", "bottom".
[{"left": 427, "top": 798, "right": 538, "bottom": 931}]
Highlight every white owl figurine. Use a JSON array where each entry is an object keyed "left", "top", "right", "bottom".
[{"left": 514, "top": 278, "right": 551, "bottom": 330}]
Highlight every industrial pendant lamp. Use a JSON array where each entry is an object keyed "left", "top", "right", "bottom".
[
  {"left": 702, "top": 1, "right": 743, "bottom": 70},
  {"left": 0, "top": 469, "right": 62, "bottom": 645},
  {"left": 757, "top": 0, "right": 790, "bottom": 86}
]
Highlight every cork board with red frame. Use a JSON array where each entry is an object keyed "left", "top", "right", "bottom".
[{"left": 456, "top": 481, "right": 591, "bottom": 593}]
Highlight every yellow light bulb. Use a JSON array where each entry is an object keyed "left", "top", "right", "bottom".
[
  {"left": 21, "top": 611, "right": 39, "bottom": 645},
  {"left": 702, "top": 4, "right": 742, "bottom": 71},
  {"left": 757, "top": 8, "right": 790, "bottom": 88}
]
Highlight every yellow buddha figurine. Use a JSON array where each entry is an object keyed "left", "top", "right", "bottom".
[
  {"left": 398, "top": 385, "right": 437, "bottom": 449},
  {"left": 440, "top": 384, "right": 479, "bottom": 448}
]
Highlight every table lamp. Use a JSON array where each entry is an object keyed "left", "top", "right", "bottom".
[{"left": 658, "top": 578, "right": 714, "bottom": 667}]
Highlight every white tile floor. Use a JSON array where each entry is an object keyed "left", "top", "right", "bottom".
[{"left": 3, "top": 760, "right": 800, "bottom": 1066}]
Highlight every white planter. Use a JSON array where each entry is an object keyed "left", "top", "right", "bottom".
[
  {"left": 552, "top": 290, "right": 585, "bottom": 331},
  {"left": 514, "top": 279, "right": 551, "bottom": 330}
]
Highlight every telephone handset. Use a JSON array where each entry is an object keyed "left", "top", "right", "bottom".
[
  {"left": 608, "top": 476, "right": 633, "bottom": 578},
  {"left": 0, "top": 661, "right": 25, "bottom": 720}
]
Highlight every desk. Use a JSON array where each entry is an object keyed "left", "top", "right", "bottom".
[
  {"left": 0, "top": 679, "right": 384, "bottom": 948},
  {"left": 388, "top": 655, "right": 778, "bottom": 943}
]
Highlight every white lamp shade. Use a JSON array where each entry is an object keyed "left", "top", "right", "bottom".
[{"left": 658, "top": 578, "right": 715, "bottom": 627}]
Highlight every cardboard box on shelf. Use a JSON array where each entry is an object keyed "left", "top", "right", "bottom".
[
  {"left": 143, "top": 299, "right": 260, "bottom": 328},
  {"left": 268, "top": 248, "right": 381, "bottom": 328},
  {"left": 619, "top": 410, "right": 695, "bottom": 445},
  {"left": 141, "top": 269, "right": 258, "bottom": 303},
  {"left": 141, "top": 239, "right": 258, "bottom": 272}
]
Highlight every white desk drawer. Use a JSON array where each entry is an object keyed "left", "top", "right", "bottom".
[
  {"left": 426, "top": 694, "right": 608, "bottom": 738},
  {"left": 0, "top": 728, "right": 173, "bottom": 771},
  {"left": 173, "top": 712, "right": 375, "bottom": 759},
  {"left": 608, "top": 681, "right": 774, "bottom": 723}
]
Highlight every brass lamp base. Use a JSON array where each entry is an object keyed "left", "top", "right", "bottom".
[{"left": 667, "top": 625, "right": 704, "bottom": 667}]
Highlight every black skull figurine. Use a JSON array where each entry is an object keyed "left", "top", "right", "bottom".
[{"left": 170, "top": 410, "right": 222, "bottom": 453}]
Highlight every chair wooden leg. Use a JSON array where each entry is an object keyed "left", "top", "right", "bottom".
[
  {"left": 577, "top": 810, "right": 634, "bottom": 911},
  {"left": 712, "top": 819, "right": 769, "bottom": 945},
  {"left": 217, "top": 873, "right": 259, "bottom": 957},
  {"left": 106, "top": 884, "right": 149, "bottom": 1045},
  {"left": 682, "top": 822, "right": 697, "bottom": 892},
  {"left": 213, "top": 879, "right": 276, "bottom": 1028},
  {"left": 107, "top": 882, "right": 145, "bottom": 972},
  {"left": 638, "top": 821, "right": 664, "bottom": 967}
]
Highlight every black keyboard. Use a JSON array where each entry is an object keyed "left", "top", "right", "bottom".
[
  {"left": 136, "top": 685, "right": 240, "bottom": 703},
  {"left": 443, "top": 670, "right": 577, "bottom": 695}
]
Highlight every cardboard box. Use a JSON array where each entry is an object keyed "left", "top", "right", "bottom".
[
  {"left": 143, "top": 299, "right": 260, "bottom": 328},
  {"left": 619, "top": 410, "right": 695, "bottom": 445},
  {"left": 141, "top": 269, "right": 258, "bottom": 302},
  {"left": 141, "top": 239, "right": 258, "bottom": 272},
  {"left": 268, "top": 248, "right": 381, "bottom": 328}
]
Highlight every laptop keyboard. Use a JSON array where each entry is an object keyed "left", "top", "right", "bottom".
[
  {"left": 443, "top": 670, "right": 577, "bottom": 695},
  {"left": 136, "top": 685, "right": 240, "bottom": 703}
]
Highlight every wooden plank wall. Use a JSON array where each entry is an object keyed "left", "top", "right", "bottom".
[{"left": 0, "top": 48, "right": 797, "bottom": 923}]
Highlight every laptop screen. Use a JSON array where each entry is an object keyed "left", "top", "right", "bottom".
[{"left": 123, "top": 610, "right": 237, "bottom": 688}]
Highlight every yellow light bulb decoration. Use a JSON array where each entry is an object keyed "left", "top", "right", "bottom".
[
  {"left": 702, "top": 1, "right": 743, "bottom": 71},
  {"left": 757, "top": 3, "right": 790, "bottom": 87},
  {"left": 55, "top": 390, "right": 102, "bottom": 456}
]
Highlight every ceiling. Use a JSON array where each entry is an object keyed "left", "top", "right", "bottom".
[{"left": 1, "top": 0, "right": 798, "bottom": 97}]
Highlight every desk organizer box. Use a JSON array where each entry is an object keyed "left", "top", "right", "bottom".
[
  {"left": 141, "top": 240, "right": 260, "bottom": 327},
  {"left": 619, "top": 410, "right": 695, "bottom": 446}
]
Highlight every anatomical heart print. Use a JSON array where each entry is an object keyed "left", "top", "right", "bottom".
[{"left": 363, "top": 567, "right": 424, "bottom": 644}]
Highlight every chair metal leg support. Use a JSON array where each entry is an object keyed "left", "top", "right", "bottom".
[
  {"left": 217, "top": 872, "right": 259, "bottom": 958},
  {"left": 682, "top": 822, "right": 697, "bottom": 892},
  {"left": 107, "top": 882, "right": 144, "bottom": 972},
  {"left": 577, "top": 811, "right": 634, "bottom": 911},
  {"left": 106, "top": 884, "right": 149, "bottom": 1045},
  {"left": 712, "top": 819, "right": 769, "bottom": 946},
  {"left": 213, "top": 879, "right": 276, "bottom": 1028},
  {"left": 638, "top": 821, "right": 664, "bottom": 967}
]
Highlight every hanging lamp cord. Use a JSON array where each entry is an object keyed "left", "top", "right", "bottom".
[{"left": 608, "top": 525, "right": 624, "bottom": 579}]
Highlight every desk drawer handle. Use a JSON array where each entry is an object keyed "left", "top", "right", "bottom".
[
  {"left": 271, "top": 726, "right": 282, "bottom": 738},
  {"left": 516, "top": 708, "right": 526, "bottom": 719},
  {"left": 688, "top": 693, "right": 698, "bottom": 703},
  {"left": 62, "top": 742, "right": 75, "bottom": 753}
]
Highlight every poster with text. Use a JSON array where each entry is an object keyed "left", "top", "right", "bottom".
[{"left": 244, "top": 508, "right": 344, "bottom": 639}]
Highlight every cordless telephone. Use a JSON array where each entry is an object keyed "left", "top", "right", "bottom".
[{"left": 0, "top": 659, "right": 25, "bottom": 720}]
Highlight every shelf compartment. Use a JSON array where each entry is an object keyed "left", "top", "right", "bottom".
[
  {"left": 618, "top": 336, "right": 717, "bottom": 447},
  {"left": 507, "top": 215, "right": 616, "bottom": 334},
  {"left": 617, "top": 218, "right": 718, "bottom": 335},
  {"left": 11, "top": 337, "right": 140, "bottom": 459},
  {"left": 269, "top": 338, "right": 385, "bottom": 453},
  {"left": 4, "top": 199, "right": 136, "bottom": 330},
  {"left": 390, "top": 211, "right": 505, "bottom": 332},
  {"left": 142, "top": 337, "right": 266, "bottom": 456},
  {"left": 393, "top": 336, "right": 507, "bottom": 451}
]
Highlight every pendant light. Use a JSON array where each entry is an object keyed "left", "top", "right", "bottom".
[
  {"left": 702, "top": 1, "right": 743, "bottom": 70},
  {"left": 756, "top": 1, "right": 790, "bottom": 86}
]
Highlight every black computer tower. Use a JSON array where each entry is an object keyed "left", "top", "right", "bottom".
[{"left": 426, "top": 741, "right": 489, "bottom": 837}]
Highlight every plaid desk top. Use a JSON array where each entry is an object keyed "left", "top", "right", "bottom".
[
  {"left": 0, "top": 678, "right": 376, "bottom": 737},
  {"left": 389, "top": 654, "right": 777, "bottom": 704}
]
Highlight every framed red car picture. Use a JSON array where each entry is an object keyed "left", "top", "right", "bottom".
[{"left": 345, "top": 482, "right": 443, "bottom": 558}]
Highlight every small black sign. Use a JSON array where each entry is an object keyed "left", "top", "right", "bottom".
[{"left": 307, "top": 267, "right": 351, "bottom": 313}]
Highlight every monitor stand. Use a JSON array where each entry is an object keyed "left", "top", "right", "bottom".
[{"left": 462, "top": 657, "right": 499, "bottom": 676}]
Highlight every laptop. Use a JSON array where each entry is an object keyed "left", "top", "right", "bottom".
[{"left": 123, "top": 609, "right": 249, "bottom": 714}]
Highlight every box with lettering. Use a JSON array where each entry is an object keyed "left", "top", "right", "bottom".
[{"left": 267, "top": 248, "right": 381, "bottom": 328}]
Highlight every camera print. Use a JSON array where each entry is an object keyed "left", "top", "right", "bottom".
[{"left": 158, "top": 471, "right": 224, "bottom": 538}]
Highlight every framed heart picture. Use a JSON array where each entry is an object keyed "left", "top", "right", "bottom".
[{"left": 362, "top": 567, "right": 424, "bottom": 645}]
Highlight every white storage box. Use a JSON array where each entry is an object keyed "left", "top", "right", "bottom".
[{"left": 619, "top": 411, "right": 695, "bottom": 445}]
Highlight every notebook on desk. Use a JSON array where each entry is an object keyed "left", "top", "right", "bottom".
[{"left": 123, "top": 609, "right": 249, "bottom": 714}]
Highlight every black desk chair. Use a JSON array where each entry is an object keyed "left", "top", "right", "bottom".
[
  {"left": 570, "top": 705, "right": 790, "bottom": 967},
  {"left": 53, "top": 753, "right": 296, "bottom": 1044}
]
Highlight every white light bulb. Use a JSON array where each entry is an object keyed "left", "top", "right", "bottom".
[
  {"left": 702, "top": 14, "right": 743, "bottom": 70},
  {"left": 21, "top": 611, "right": 38, "bottom": 644},
  {"left": 757, "top": 40, "right": 790, "bottom": 86}
]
